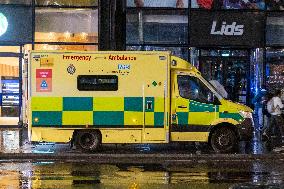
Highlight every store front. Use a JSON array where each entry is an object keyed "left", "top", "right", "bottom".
[
  {"left": 198, "top": 49, "right": 250, "bottom": 104},
  {"left": 0, "top": 1, "right": 99, "bottom": 127},
  {"left": 189, "top": 10, "right": 265, "bottom": 106},
  {"left": 0, "top": 47, "right": 22, "bottom": 126},
  {"left": 265, "top": 12, "right": 284, "bottom": 94},
  {"left": 0, "top": 4, "right": 32, "bottom": 126}
]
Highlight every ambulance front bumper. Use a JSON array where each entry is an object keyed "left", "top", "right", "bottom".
[{"left": 237, "top": 118, "right": 254, "bottom": 141}]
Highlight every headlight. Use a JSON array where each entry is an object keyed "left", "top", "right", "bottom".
[{"left": 239, "top": 111, "right": 252, "bottom": 119}]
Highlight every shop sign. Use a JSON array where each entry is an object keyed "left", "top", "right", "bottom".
[
  {"left": 210, "top": 21, "right": 244, "bottom": 36},
  {"left": 36, "top": 69, "right": 52, "bottom": 92},
  {"left": 190, "top": 10, "right": 265, "bottom": 47}
]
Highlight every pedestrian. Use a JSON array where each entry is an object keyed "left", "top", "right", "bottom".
[
  {"left": 252, "top": 87, "right": 267, "bottom": 132},
  {"left": 262, "top": 92, "right": 273, "bottom": 141},
  {"left": 266, "top": 89, "right": 284, "bottom": 147}
]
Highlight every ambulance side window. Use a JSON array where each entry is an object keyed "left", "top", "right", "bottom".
[
  {"left": 177, "top": 75, "right": 215, "bottom": 104},
  {"left": 77, "top": 75, "right": 118, "bottom": 91}
]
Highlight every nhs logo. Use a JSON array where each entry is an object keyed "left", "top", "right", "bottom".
[{"left": 118, "top": 64, "right": 130, "bottom": 70}]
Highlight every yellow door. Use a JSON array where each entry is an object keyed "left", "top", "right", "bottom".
[{"left": 171, "top": 73, "right": 218, "bottom": 134}]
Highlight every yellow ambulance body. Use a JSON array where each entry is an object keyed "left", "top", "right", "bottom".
[{"left": 25, "top": 51, "right": 253, "bottom": 153}]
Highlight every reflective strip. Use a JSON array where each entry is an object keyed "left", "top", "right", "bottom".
[
  {"left": 93, "top": 97, "right": 124, "bottom": 111},
  {"left": 62, "top": 111, "right": 93, "bottom": 125},
  {"left": 31, "top": 96, "right": 165, "bottom": 127},
  {"left": 63, "top": 97, "right": 93, "bottom": 111},
  {"left": 32, "top": 111, "right": 62, "bottom": 125},
  {"left": 31, "top": 97, "right": 62, "bottom": 111}
]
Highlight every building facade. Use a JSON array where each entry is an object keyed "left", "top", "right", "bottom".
[{"left": 0, "top": 0, "right": 283, "bottom": 126}]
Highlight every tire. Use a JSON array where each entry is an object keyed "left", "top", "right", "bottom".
[
  {"left": 75, "top": 130, "right": 101, "bottom": 151},
  {"left": 210, "top": 127, "right": 237, "bottom": 153}
]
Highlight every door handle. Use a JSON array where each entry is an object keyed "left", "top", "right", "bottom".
[{"left": 178, "top": 105, "right": 187, "bottom": 109}]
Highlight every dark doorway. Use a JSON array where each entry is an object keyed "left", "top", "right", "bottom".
[{"left": 199, "top": 49, "right": 250, "bottom": 105}]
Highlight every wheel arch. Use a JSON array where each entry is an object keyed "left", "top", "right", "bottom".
[
  {"left": 208, "top": 122, "right": 239, "bottom": 145},
  {"left": 72, "top": 129, "right": 103, "bottom": 151},
  {"left": 72, "top": 129, "right": 102, "bottom": 140}
]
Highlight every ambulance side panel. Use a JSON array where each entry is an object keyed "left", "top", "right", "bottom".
[{"left": 28, "top": 51, "right": 170, "bottom": 143}]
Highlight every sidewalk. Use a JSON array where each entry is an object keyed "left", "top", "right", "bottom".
[{"left": 0, "top": 126, "right": 282, "bottom": 156}]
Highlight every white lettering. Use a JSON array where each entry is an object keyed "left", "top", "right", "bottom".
[
  {"left": 118, "top": 64, "right": 130, "bottom": 70},
  {"left": 210, "top": 21, "right": 244, "bottom": 36}
]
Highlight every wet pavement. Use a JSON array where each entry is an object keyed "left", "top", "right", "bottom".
[
  {"left": 0, "top": 128, "right": 282, "bottom": 155},
  {"left": 0, "top": 159, "right": 283, "bottom": 188},
  {"left": 0, "top": 128, "right": 283, "bottom": 188}
]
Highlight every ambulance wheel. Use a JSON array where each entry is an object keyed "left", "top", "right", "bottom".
[
  {"left": 76, "top": 130, "right": 102, "bottom": 151},
  {"left": 210, "top": 127, "right": 237, "bottom": 153}
]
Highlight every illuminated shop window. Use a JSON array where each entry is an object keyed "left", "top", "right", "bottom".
[
  {"left": 34, "top": 44, "right": 98, "bottom": 51},
  {"left": 35, "top": 8, "right": 98, "bottom": 43},
  {"left": 266, "top": 48, "right": 284, "bottom": 93},
  {"left": 191, "top": 0, "right": 265, "bottom": 9},
  {"left": 127, "top": 0, "right": 188, "bottom": 8},
  {"left": 0, "top": 0, "right": 31, "bottom": 5},
  {"left": 0, "top": 46, "right": 20, "bottom": 53},
  {"left": 35, "top": 0, "right": 98, "bottom": 6}
]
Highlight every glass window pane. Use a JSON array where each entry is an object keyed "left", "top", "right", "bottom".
[
  {"left": 0, "top": 0, "right": 31, "bottom": 5},
  {"left": 266, "top": 15, "right": 284, "bottom": 46},
  {"left": 177, "top": 75, "right": 215, "bottom": 103},
  {"left": 126, "top": 10, "right": 188, "bottom": 45},
  {"left": 126, "top": 46, "right": 189, "bottom": 60},
  {"left": 146, "top": 46, "right": 188, "bottom": 60},
  {"left": 191, "top": 0, "right": 265, "bottom": 9},
  {"left": 0, "top": 46, "right": 20, "bottom": 53},
  {"left": 200, "top": 49, "right": 248, "bottom": 57},
  {"left": 126, "top": 13, "right": 139, "bottom": 44},
  {"left": 144, "top": 11, "right": 188, "bottom": 44},
  {"left": 223, "top": 0, "right": 265, "bottom": 9},
  {"left": 266, "top": 48, "right": 284, "bottom": 93},
  {"left": 35, "top": 8, "right": 98, "bottom": 43},
  {"left": 126, "top": 45, "right": 144, "bottom": 51},
  {"left": 35, "top": 0, "right": 98, "bottom": 6},
  {"left": 127, "top": 0, "right": 188, "bottom": 8},
  {"left": 266, "top": 1, "right": 284, "bottom": 10},
  {"left": 34, "top": 44, "right": 98, "bottom": 51}
]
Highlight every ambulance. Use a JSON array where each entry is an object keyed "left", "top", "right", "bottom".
[{"left": 24, "top": 51, "right": 253, "bottom": 153}]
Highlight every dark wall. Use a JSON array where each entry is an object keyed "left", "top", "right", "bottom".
[{"left": 99, "top": 0, "right": 125, "bottom": 50}]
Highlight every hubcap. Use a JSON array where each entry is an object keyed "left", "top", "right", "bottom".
[
  {"left": 218, "top": 134, "right": 230, "bottom": 146},
  {"left": 80, "top": 133, "right": 94, "bottom": 148}
]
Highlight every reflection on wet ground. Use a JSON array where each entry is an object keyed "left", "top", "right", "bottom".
[
  {"left": 0, "top": 160, "right": 283, "bottom": 189},
  {"left": 0, "top": 128, "right": 283, "bottom": 188},
  {"left": 0, "top": 128, "right": 282, "bottom": 155}
]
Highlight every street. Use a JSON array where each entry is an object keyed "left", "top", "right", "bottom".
[
  {"left": 0, "top": 128, "right": 283, "bottom": 188},
  {"left": 0, "top": 157, "right": 283, "bottom": 188}
]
